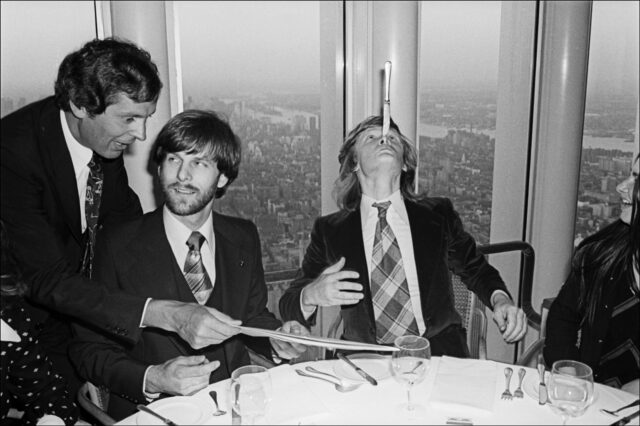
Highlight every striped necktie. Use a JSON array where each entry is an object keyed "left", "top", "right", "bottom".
[
  {"left": 184, "top": 231, "right": 213, "bottom": 304},
  {"left": 80, "top": 153, "right": 103, "bottom": 278},
  {"left": 370, "top": 201, "right": 419, "bottom": 343}
]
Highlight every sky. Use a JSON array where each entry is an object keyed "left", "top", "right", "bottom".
[{"left": 1, "top": 1, "right": 638, "bottom": 100}]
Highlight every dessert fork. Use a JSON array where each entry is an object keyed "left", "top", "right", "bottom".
[
  {"left": 513, "top": 368, "right": 526, "bottom": 398},
  {"left": 501, "top": 367, "right": 513, "bottom": 400}
]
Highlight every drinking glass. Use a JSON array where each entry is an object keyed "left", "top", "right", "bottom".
[
  {"left": 230, "top": 365, "right": 272, "bottom": 425},
  {"left": 390, "top": 335, "right": 431, "bottom": 416},
  {"left": 547, "top": 360, "right": 594, "bottom": 425}
]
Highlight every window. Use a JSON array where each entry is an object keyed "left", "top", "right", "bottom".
[
  {"left": 417, "top": 1, "right": 502, "bottom": 244},
  {"left": 1, "top": 1, "right": 96, "bottom": 118},
  {"left": 574, "top": 0, "right": 639, "bottom": 245},
  {"left": 174, "top": 1, "right": 324, "bottom": 315}
]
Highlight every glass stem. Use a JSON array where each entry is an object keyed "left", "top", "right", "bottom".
[{"left": 407, "top": 388, "right": 413, "bottom": 410}]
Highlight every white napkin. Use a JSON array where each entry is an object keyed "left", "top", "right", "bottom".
[
  {"left": 429, "top": 356, "right": 497, "bottom": 416},
  {"left": 266, "top": 365, "right": 331, "bottom": 425},
  {"left": 1, "top": 319, "right": 21, "bottom": 342}
]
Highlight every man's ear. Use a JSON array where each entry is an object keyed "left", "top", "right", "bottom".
[
  {"left": 69, "top": 101, "right": 89, "bottom": 119},
  {"left": 217, "top": 174, "right": 229, "bottom": 188}
]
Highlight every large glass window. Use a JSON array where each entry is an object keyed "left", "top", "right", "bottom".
[
  {"left": 174, "top": 1, "right": 323, "bottom": 314},
  {"left": 1, "top": 1, "right": 96, "bottom": 118},
  {"left": 417, "top": 1, "right": 502, "bottom": 244},
  {"left": 574, "top": 0, "right": 639, "bottom": 245}
]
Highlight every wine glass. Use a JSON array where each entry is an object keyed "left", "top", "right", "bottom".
[
  {"left": 230, "top": 365, "right": 272, "bottom": 425},
  {"left": 390, "top": 335, "right": 431, "bottom": 417},
  {"left": 547, "top": 360, "right": 594, "bottom": 425}
]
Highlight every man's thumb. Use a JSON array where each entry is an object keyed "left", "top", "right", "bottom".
[{"left": 323, "top": 257, "right": 345, "bottom": 274}]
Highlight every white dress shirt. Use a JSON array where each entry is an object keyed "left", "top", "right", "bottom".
[
  {"left": 60, "top": 110, "right": 93, "bottom": 233},
  {"left": 360, "top": 191, "right": 427, "bottom": 335},
  {"left": 163, "top": 206, "right": 216, "bottom": 303}
]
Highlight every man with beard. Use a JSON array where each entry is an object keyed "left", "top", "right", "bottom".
[{"left": 70, "top": 110, "right": 309, "bottom": 421}]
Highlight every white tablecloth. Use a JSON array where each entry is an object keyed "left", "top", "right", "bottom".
[{"left": 117, "top": 356, "right": 639, "bottom": 425}]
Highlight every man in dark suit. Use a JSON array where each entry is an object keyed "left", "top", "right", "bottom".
[
  {"left": 279, "top": 115, "right": 527, "bottom": 356},
  {"left": 71, "top": 110, "right": 308, "bottom": 420},
  {"left": 0, "top": 38, "right": 256, "bottom": 397}
]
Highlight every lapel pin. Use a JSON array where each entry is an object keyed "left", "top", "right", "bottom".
[{"left": 239, "top": 260, "right": 245, "bottom": 267}]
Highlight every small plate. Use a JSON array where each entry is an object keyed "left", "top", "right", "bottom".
[
  {"left": 523, "top": 371, "right": 598, "bottom": 403},
  {"left": 333, "top": 353, "right": 391, "bottom": 382},
  {"left": 136, "top": 396, "right": 209, "bottom": 425}
]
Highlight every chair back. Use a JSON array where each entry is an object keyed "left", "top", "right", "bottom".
[{"left": 451, "top": 272, "right": 487, "bottom": 359}]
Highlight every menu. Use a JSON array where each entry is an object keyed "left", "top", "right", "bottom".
[{"left": 238, "top": 326, "right": 399, "bottom": 352}]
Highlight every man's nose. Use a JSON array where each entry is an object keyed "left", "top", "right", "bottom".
[{"left": 131, "top": 119, "right": 147, "bottom": 141}]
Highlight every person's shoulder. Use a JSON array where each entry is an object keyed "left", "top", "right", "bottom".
[
  {"left": 213, "top": 211, "right": 260, "bottom": 242},
  {"left": 100, "top": 210, "right": 151, "bottom": 245},
  {"left": 1, "top": 97, "right": 58, "bottom": 148},
  {"left": 318, "top": 208, "right": 355, "bottom": 227},
  {"left": 410, "top": 196, "right": 457, "bottom": 219},
  {"left": 1, "top": 97, "right": 57, "bottom": 126}
]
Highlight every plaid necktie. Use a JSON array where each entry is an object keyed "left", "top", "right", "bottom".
[
  {"left": 184, "top": 231, "right": 213, "bottom": 304},
  {"left": 370, "top": 201, "right": 419, "bottom": 343},
  {"left": 80, "top": 153, "right": 103, "bottom": 278}
]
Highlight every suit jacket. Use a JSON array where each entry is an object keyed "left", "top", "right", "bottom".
[
  {"left": 70, "top": 208, "right": 282, "bottom": 420},
  {"left": 279, "top": 197, "right": 509, "bottom": 355},
  {"left": 0, "top": 97, "right": 146, "bottom": 346}
]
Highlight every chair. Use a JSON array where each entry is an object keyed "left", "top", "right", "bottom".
[
  {"left": 451, "top": 273, "right": 487, "bottom": 359},
  {"left": 515, "top": 297, "right": 555, "bottom": 367},
  {"left": 77, "top": 382, "right": 115, "bottom": 425}
]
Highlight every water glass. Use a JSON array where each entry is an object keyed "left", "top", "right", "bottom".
[
  {"left": 230, "top": 365, "right": 272, "bottom": 425},
  {"left": 390, "top": 335, "right": 431, "bottom": 416},
  {"left": 547, "top": 360, "right": 594, "bottom": 425}
]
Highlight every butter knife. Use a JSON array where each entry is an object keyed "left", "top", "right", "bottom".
[
  {"left": 137, "top": 404, "right": 178, "bottom": 425},
  {"left": 537, "top": 354, "right": 548, "bottom": 405},
  {"left": 337, "top": 353, "right": 378, "bottom": 386},
  {"left": 609, "top": 409, "right": 640, "bottom": 426}
]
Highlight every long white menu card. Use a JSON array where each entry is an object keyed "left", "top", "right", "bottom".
[{"left": 238, "top": 326, "right": 399, "bottom": 352}]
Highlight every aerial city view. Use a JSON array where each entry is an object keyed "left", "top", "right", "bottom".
[{"left": 177, "top": 87, "right": 638, "bottom": 276}]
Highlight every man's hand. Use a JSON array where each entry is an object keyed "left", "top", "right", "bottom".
[
  {"left": 270, "top": 321, "right": 310, "bottom": 360},
  {"left": 491, "top": 293, "right": 527, "bottom": 343},
  {"left": 146, "top": 355, "right": 220, "bottom": 396},
  {"left": 144, "top": 300, "right": 242, "bottom": 349},
  {"left": 301, "top": 257, "right": 363, "bottom": 310}
]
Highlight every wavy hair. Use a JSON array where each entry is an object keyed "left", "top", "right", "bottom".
[
  {"left": 333, "top": 115, "right": 421, "bottom": 211},
  {"left": 54, "top": 37, "right": 162, "bottom": 116},
  {"left": 574, "top": 154, "right": 640, "bottom": 326}
]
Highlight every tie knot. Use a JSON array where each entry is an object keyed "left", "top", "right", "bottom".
[
  {"left": 88, "top": 153, "right": 101, "bottom": 171},
  {"left": 372, "top": 201, "right": 391, "bottom": 219},
  {"left": 186, "top": 231, "right": 206, "bottom": 251}
]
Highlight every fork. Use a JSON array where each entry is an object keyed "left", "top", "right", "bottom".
[
  {"left": 513, "top": 368, "right": 526, "bottom": 398},
  {"left": 501, "top": 367, "right": 513, "bottom": 400}
]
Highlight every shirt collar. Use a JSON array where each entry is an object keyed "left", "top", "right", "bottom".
[
  {"left": 60, "top": 109, "right": 93, "bottom": 177},
  {"left": 163, "top": 205, "right": 215, "bottom": 250},
  {"left": 360, "top": 190, "right": 408, "bottom": 223}
]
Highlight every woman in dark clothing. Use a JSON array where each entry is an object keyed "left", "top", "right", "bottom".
[
  {"left": 544, "top": 154, "right": 639, "bottom": 394},
  {"left": 0, "top": 221, "right": 79, "bottom": 425}
]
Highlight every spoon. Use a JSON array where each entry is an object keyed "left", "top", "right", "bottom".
[
  {"left": 208, "top": 390, "right": 227, "bottom": 416},
  {"left": 295, "top": 368, "right": 362, "bottom": 392}
]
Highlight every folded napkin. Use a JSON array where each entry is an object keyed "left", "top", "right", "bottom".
[
  {"left": 1, "top": 319, "right": 21, "bottom": 342},
  {"left": 429, "top": 356, "right": 497, "bottom": 416},
  {"left": 266, "top": 365, "right": 331, "bottom": 425}
]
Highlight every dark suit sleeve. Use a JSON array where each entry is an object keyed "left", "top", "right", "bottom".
[
  {"left": 437, "top": 198, "right": 510, "bottom": 308},
  {"left": 1, "top": 109, "right": 145, "bottom": 344},
  {"left": 543, "top": 271, "right": 582, "bottom": 366},
  {"left": 241, "top": 222, "right": 283, "bottom": 359},
  {"left": 69, "top": 230, "right": 149, "bottom": 404},
  {"left": 278, "top": 218, "right": 331, "bottom": 327}
]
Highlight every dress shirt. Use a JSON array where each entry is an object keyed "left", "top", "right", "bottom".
[
  {"left": 60, "top": 110, "right": 93, "bottom": 233},
  {"left": 360, "top": 191, "right": 427, "bottom": 335},
  {"left": 163, "top": 206, "right": 216, "bottom": 302}
]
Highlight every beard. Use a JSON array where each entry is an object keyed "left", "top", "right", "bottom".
[{"left": 161, "top": 180, "right": 216, "bottom": 216}]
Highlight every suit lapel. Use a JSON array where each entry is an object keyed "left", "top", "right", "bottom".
[
  {"left": 332, "top": 210, "right": 377, "bottom": 326},
  {"left": 405, "top": 200, "right": 444, "bottom": 311},
  {"left": 124, "top": 209, "right": 195, "bottom": 356},
  {"left": 40, "top": 105, "right": 82, "bottom": 242}
]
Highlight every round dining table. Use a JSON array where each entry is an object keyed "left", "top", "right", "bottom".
[{"left": 117, "top": 355, "right": 639, "bottom": 425}]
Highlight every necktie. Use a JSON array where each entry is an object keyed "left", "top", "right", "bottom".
[
  {"left": 370, "top": 201, "right": 419, "bottom": 344},
  {"left": 184, "top": 231, "right": 213, "bottom": 304},
  {"left": 80, "top": 153, "right": 103, "bottom": 278}
]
